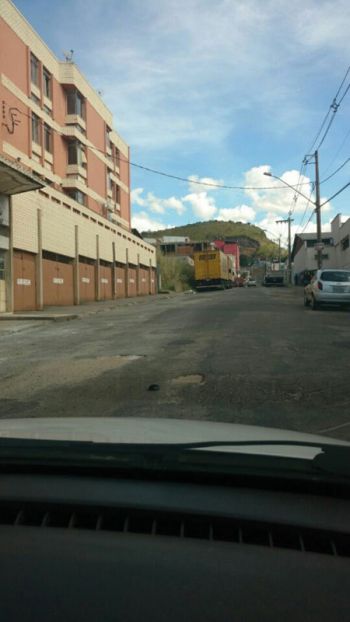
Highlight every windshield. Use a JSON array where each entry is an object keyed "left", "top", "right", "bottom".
[
  {"left": 321, "top": 271, "right": 350, "bottom": 282},
  {"left": 1, "top": 0, "right": 350, "bottom": 475}
]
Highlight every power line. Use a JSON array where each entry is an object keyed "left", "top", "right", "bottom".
[
  {"left": 315, "top": 104, "right": 339, "bottom": 151},
  {"left": 320, "top": 179, "right": 350, "bottom": 208},
  {"left": 320, "top": 156, "right": 350, "bottom": 184},
  {"left": 301, "top": 207, "right": 315, "bottom": 234},
  {"left": 289, "top": 159, "right": 308, "bottom": 217},
  {"left": 13, "top": 104, "right": 311, "bottom": 192},
  {"left": 334, "top": 65, "right": 350, "bottom": 99},
  {"left": 295, "top": 183, "right": 315, "bottom": 233},
  {"left": 307, "top": 109, "right": 332, "bottom": 155},
  {"left": 321, "top": 127, "right": 350, "bottom": 176},
  {"left": 337, "top": 81, "right": 350, "bottom": 106},
  {"left": 307, "top": 64, "right": 350, "bottom": 154}
]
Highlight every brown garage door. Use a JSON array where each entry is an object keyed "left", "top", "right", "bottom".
[
  {"left": 151, "top": 268, "right": 157, "bottom": 294},
  {"left": 79, "top": 261, "right": 95, "bottom": 302},
  {"left": 116, "top": 264, "right": 126, "bottom": 298},
  {"left": 140, "top": 266, "right": 148, "bottom": 295},
  {"left": 128, "top": 266, "right": 137, "bottom": 297},
  {"left": 43, "top": 258, "right": 74, "bottom": 307},
  {"left": 100, "top": 264, "right": 113, "bottom": 300},
  {"left": 13, "top": 250, "right": 36, "bottom": 311}
]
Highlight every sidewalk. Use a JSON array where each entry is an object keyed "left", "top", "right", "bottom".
[{"left": 0, "top": 292, "right": 179, "bottom": 324}]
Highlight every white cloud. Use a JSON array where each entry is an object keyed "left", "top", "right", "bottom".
[
  {"left": 49, "top": 0, "right": 350, "bottom": 154},
  {"left": 218, "top": 205, "right": 256, "bottom": 222},
  {"left": 147, "top": 192, "right": 165, "bottom": 214},
  {"left": 130, "top": 188, "right": 145, "bottom": 207},
  {"left": 162, "top": 196, "right": 186, "bottom": 215},
  {"left": 243, "top": 164, "right": 334, "bottom": 219},
  {"left": 131, "top": 189, "right": 186, "bottom": 215},
  {"left": 243, "top": 165, "right": 315, "bottom": 216},
  {"left": 187, "top": 175, "right": 224, "bottom": 193},
  {"left": 131, "top": 211, "right": 170, "bottom": 232},
  {"left": 182, "top": 192, "right": 217, "bottom": 220}
]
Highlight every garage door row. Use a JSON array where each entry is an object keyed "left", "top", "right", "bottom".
[{"left": 13, "top": 251, "right": 156, "bottom": 311}]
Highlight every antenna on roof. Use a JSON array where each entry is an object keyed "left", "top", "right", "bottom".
[{"left": 63, "top": 50, "right": 74, "bottom": 62}]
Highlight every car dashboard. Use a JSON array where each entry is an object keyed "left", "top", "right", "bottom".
[{"left": 0, "top": 469, "right": 349, "bottom": 621}]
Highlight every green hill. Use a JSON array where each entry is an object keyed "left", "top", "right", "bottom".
[{"left": 143, "top": 220, "right": 286, "bottom": 261}]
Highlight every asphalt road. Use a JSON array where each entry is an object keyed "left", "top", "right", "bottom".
[{"left": 1, "top": 286, "right": 350, "bottom": 440}]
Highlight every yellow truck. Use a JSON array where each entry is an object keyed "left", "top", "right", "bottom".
[{"left": 194, "top": 249, "right": 234, "bottom": 290}]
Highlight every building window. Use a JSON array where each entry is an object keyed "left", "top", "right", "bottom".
[
  {"left": 30, "top": 53, "right": 39, "bottom": 85},
  {"left": 44, "top": 124, "right": 52, "bottom": 153},
  {"left": 106, "top": 126, "right": 112, "bottom": 148},
  {"left": 30, "top": 93, "right": 40, "bottom": 106},
  {"left": 66, "top": 88, "right": 85, "bottom": 118},
  {"left": 67, "top": 140, "right": 86, "bottom": 166},
  {"left": 307, "top": 238, "right": 332, "bottom": 248},
  {"left": 115, "top": 184, "right": 120, "bottom": 204},
  {"left": 0, "top": 251, "right": 5, "bottom": 281},
  {"left": 115, "top": 148, "right": 120, "bottom": 167},
  {"left": 64, "top": 188, "right": 86, "bottom": 205},
  {"left": 341, "top": 235, "right": 349, "bottom": 251},
  {"left": 31, "top": 113, "right": 40, "bottom": 144},
  {"left": 43, "top": 68, "right": 52, "bottom": 99},
  {"left": 43, "top": 105, "right": 52, "bottom": 117},
  {"left": 107, "top": 174, "right": 113, "bottom": 192}
]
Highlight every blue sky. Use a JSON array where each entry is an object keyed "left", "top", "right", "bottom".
[{"left": 15, "top": 0, "right": 350, "bottom": 245}]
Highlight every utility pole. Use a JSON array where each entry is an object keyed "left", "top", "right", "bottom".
[
  {"left": 314, "top": 150, "right": 322, "bottom": 269},
  {"left": 276, "top": 214, "right": 294, "bottom": 284}
]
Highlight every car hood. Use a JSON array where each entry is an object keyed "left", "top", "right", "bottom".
[{"left": 0, "top": 417, "right": 347, "bottom": 460}]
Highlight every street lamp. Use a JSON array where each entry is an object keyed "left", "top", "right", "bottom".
[{"left": 263, "top": 172, "right": 313, "bottom": 203}]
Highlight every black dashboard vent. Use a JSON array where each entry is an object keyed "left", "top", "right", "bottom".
[{"left": 0, "top": 501, "right": 348, "bottom": 558}]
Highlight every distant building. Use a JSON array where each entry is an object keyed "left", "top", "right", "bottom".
[
  {"left": 159, "top": 239, "right": 210, "bottom": 257},
  {"left": 332, "top": 213, "right": 350, "bottom": 270},
  {"left": 290, "top": 214, "right": 350, "bottom": 282},
  {"left": 161, "top": 236, "right": 190, "bottom": 244},
  {"left": 292, "top": 231, "right": 335, "bottom": 282}
]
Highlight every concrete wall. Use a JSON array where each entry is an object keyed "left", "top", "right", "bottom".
[
  {"left": 293, "top": 244, "right": 336, "bottom": 276},
  {"left": 12, "top": 189, "right": 156, "bottom": 267},
  {"left": 0, "top": 280, "right": 6, "bottom": 312},
  {"left": 331, "top": 214, "right": 350, "bottom": 270}
]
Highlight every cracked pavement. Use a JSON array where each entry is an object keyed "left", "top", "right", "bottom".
[{"left": 1, "top": 287, "right": 350, "bottom": 440}]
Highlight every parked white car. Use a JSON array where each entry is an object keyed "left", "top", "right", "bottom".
[
  {"left": 304, "top": 269, "right": 350, "bottom": 310},
  {"left": 247, "top": 278, "right": 257, "bottom": 287}
]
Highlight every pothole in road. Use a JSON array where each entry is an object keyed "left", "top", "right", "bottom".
[{"left": 171, "top": 374, "right": 205, "bottom": 386}]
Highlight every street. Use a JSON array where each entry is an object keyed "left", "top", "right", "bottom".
[{"left": 0, "top": 287, "right": 350, "bottom": 440}]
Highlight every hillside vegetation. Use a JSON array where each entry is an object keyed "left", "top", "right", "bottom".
[{"left": 144, "top": 220, "right": 286, "bottom": 261}]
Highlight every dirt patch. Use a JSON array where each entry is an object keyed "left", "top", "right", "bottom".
[{"left": 0, "top": 355, "right": 142, "bottom": 399}]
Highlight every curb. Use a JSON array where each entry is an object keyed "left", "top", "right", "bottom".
[
  {"left": 0, "top": 314, "right": 78, "bottom": 322},
  {"left": 0, "top": 292, "right": 182, "bottom": 322}
]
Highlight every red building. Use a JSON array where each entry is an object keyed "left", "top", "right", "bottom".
[{"left": 213, "top": 240, "right": 240, "bottom": 272}]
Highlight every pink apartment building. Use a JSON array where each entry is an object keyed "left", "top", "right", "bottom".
[{"left": 0, "top": 0, "right": 156, "bottom": 312}]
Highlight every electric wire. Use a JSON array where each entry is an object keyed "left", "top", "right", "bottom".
[
  {"left": 320, "top": 156, "right": 350, "bottom": 184},
  {"left": 12, "top": 104, "right": 311, "bottom": 191}
]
